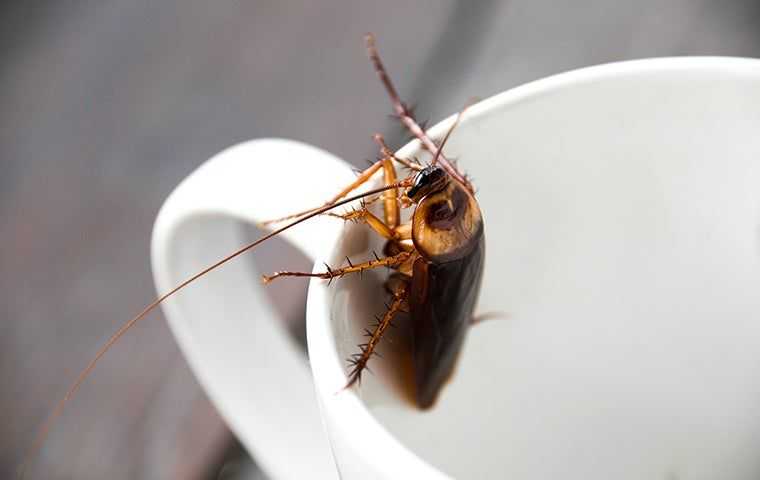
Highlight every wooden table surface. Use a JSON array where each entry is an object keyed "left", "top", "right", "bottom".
[{"left": 2, "top": 1, "right": 758, "bottom": 478}]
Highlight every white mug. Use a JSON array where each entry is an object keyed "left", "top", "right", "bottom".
[{"left": 152, "top": 57, "right": 760, "bottom": 479}]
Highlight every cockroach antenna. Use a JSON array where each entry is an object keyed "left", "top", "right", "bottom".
[
  {"left": 364, "top": 33, "right": 473, "bottom": 192},
  {"left": 18, "top": 180, "right": 411, "bottom": 479},
  {"left": 23, "top": 33, "right": 489, "bottom": 477}
]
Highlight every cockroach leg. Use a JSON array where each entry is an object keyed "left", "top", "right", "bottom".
[
  {"left": 329, "top": 207, "right": 413, "bottom": 246},
  {"left": 394, "top": 222, "right": 412, "bottom": 240},
  {"left": 328, "top": 156, "right": 412, "bottom": 241},
  {"left": 365, "top": 33, "right": 473, "bottom": 192},
  {"left": 261, "top": 251, "right": 411, "bottom": 284},
  {"left": 393, "top": 247, "right": 416, "bottom": 276},
  {"left": 345, "top": 277, "right": 409, "bottom": 388},
  {"left": 373, "top": 134, "right": 423, "bottom": 172},
  {"left": 333, "top": 207, "right": 397, "bottom": 240},
  {"left": 382, "top": 157, "right": 400, "bottom": 228}
]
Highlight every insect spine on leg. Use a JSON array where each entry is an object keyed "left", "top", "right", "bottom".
[
  {"left": 261, "top": 251, "right": 412, "bottom": 284},
  {"left": 346, "top": 279, "right": 409, "bottom": 387},
  {"left": 365, "top": 33, "right": 473, "bottom": 193}
]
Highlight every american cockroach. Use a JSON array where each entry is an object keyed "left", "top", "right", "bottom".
[{"left": 20, "top": 33, "right": 485, "bottom": 476}]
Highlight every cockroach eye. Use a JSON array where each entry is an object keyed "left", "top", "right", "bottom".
[{"left": 406, "top": 166, "right": 448, "bottom": 202}]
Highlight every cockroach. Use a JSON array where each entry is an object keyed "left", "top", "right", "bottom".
[{"left": 20, "top": 33, "right": 485, "bottom": 476}]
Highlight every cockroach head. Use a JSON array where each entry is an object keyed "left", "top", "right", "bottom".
[{"left": 406, "top": 166, "right": 448, "bottom": 202}]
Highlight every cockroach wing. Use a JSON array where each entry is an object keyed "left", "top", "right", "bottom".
[{"left": 410, "top": 234, "right": 485, "bottom": 408}]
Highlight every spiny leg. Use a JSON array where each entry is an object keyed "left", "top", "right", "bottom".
[
  {"left": 331, "top": 207, "right": 412, "bottom": 241},
  {"left": 345, "top": 278, "right": 409, "bottom": 388},
  {"left": 373, "top": 134, "right": 423, "bottom": 172},
  {"left": 325, "top": 154, "right": 412, "bottom": 242},
  {"left": 261, "top": 251, "right": 411, "bottom": 284},
  {"left": 382, "top": 156, "right": 400, "bottom": 228},
  {"left": 365, "top": 34, "right": 473, "bottom": 192}
]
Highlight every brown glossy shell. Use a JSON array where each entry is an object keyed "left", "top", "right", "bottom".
[
  {"left": 410, "top": 234, "right": 484, "bottom": 408},
  {"left": 409, "top": 181, "right": 485, "bottom": 408},
  {"left": 411, "top": 182, "right": 483, "bottom": 263}
]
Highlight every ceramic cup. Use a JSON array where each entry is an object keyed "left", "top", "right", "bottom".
[{"left": 152, "top": 57, "right": 760, "bottom": 479}]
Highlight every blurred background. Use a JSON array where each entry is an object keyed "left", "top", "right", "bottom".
[{"left": 2, "top": 1, "right": 760, "bottom": 478}]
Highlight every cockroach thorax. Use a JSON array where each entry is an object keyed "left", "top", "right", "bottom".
[{"left": 411, "top": 181, "right": 483, "bottom": 263}]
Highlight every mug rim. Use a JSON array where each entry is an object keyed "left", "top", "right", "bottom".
[{"left": 306, "top": 55, "right": 760, "bottom": 478}]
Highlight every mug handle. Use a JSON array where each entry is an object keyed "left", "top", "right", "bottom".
[{"left": 151, "top": 139, "right": 357, "bottom": 479}]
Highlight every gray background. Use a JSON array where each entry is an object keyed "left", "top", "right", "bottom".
[{"left": 2, "top": 1, "right": 759, "bottom": 478}]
